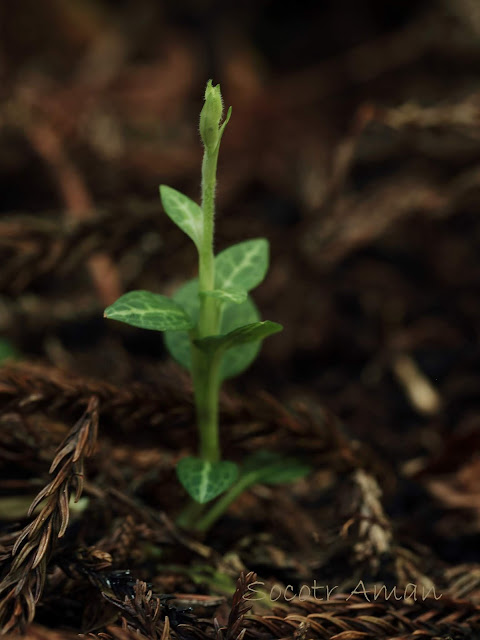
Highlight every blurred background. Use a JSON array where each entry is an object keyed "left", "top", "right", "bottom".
[{"left": 1, "top": 0, "right": 480, "bottom": 551}]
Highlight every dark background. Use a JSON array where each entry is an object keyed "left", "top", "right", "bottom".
[{"left": 1, "top": 0, "right": 480, "bottom": 553}]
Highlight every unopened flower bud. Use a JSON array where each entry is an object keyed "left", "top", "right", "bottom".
[{"left": 199, "top": 80, "right": 224, "bottom": 153}]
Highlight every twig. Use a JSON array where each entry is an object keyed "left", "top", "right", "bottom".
[{"left": 0, "top": 397, "right": 99, "bottom": 633}]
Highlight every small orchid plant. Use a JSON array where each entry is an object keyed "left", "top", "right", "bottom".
[{"left": 105, "top": 81, "right": 309, "bottom": 531}]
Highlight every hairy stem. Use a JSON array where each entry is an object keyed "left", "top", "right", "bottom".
[
  {"left": 198, "top": 149, "right": 219, "bottom": 337},
  {"left": 190, "top": 142, "right": 223, "bottom": 464},
  {"left": 179, "top": 90, "right": 231, "bottom": 529}
]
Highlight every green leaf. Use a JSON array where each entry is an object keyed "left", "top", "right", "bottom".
[
  {"left": 243, "top": 451, "right": 311, "bottom": 485},
  {"left": 104, "top": 290, "right": 194, "bottom": 332},
  {"left": 177, "top": 457, "right": 238, "bottom": 504},
  {"left": 215, "top": 239, "right": 269, "bottom": 292},
  {"left": 218, "top": 295, "right": 262, "bottom": 379},
  {"left": 218, "top": 105, "right": 232, "bottom": 143},
  {"left": 164, "top": 279, "right": 263, "bottom": 379},
  {"left": 160, "top": 185, "right": 203, "bottom": 250},
  {"left": 164, "top": 279, "right": 200, "bottom": 370},
  {"left": 200, "top": 287, "right": 247, "bottom": 305},
  {"left": 195, "top": 321, "right": 282, "bottom": 355}
]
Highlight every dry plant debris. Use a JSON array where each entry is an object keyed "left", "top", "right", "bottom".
[{"left": 0, "top": 398, "right": 98, "bottom": 633}]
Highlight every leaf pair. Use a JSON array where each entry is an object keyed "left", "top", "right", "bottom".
[
  {"left": 104, "top": 238, "right": 279, "bottom": 380},
  {"left": 160, "top": 184, "right": 269, "bottom": 293},
  {"left": 163, "top": 227, "right": 275, "bottom": 380},
  {"left": 177, "top": 451, "right": 310, "bottom": 504},
  {"left": 164, "top": 277, "right": 266, "bottom": 380}
]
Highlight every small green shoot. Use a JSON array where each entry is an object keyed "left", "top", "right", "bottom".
[{"left": 104, "top": 81, "right": 310, "bottom": 530}]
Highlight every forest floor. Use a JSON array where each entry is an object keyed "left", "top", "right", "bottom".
[{"left": 1, "top": 1, "right": 480, "bottom": 638}]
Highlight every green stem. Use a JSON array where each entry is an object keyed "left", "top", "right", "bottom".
[
  {"left": 175, "top": 498, "right": 206, "bottom": 529},
  {"left": 191, "top": 349, "right": 222, "bottom": 462},
  {"left": 190, "top": 144, "right": 222, "bottom": 465},
  {"left": 194, "top": 473, "right": 256, "bottom": 532},
  {"left": 179, "top": 98, "right": 231, "bottom": 530},
  {"left": 198, "top": 149, "right": 219, "bottom": 337}
]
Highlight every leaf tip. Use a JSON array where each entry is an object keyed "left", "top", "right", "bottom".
[{"left": 159, "top": 184, "right": 172, "bottom": 202}]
